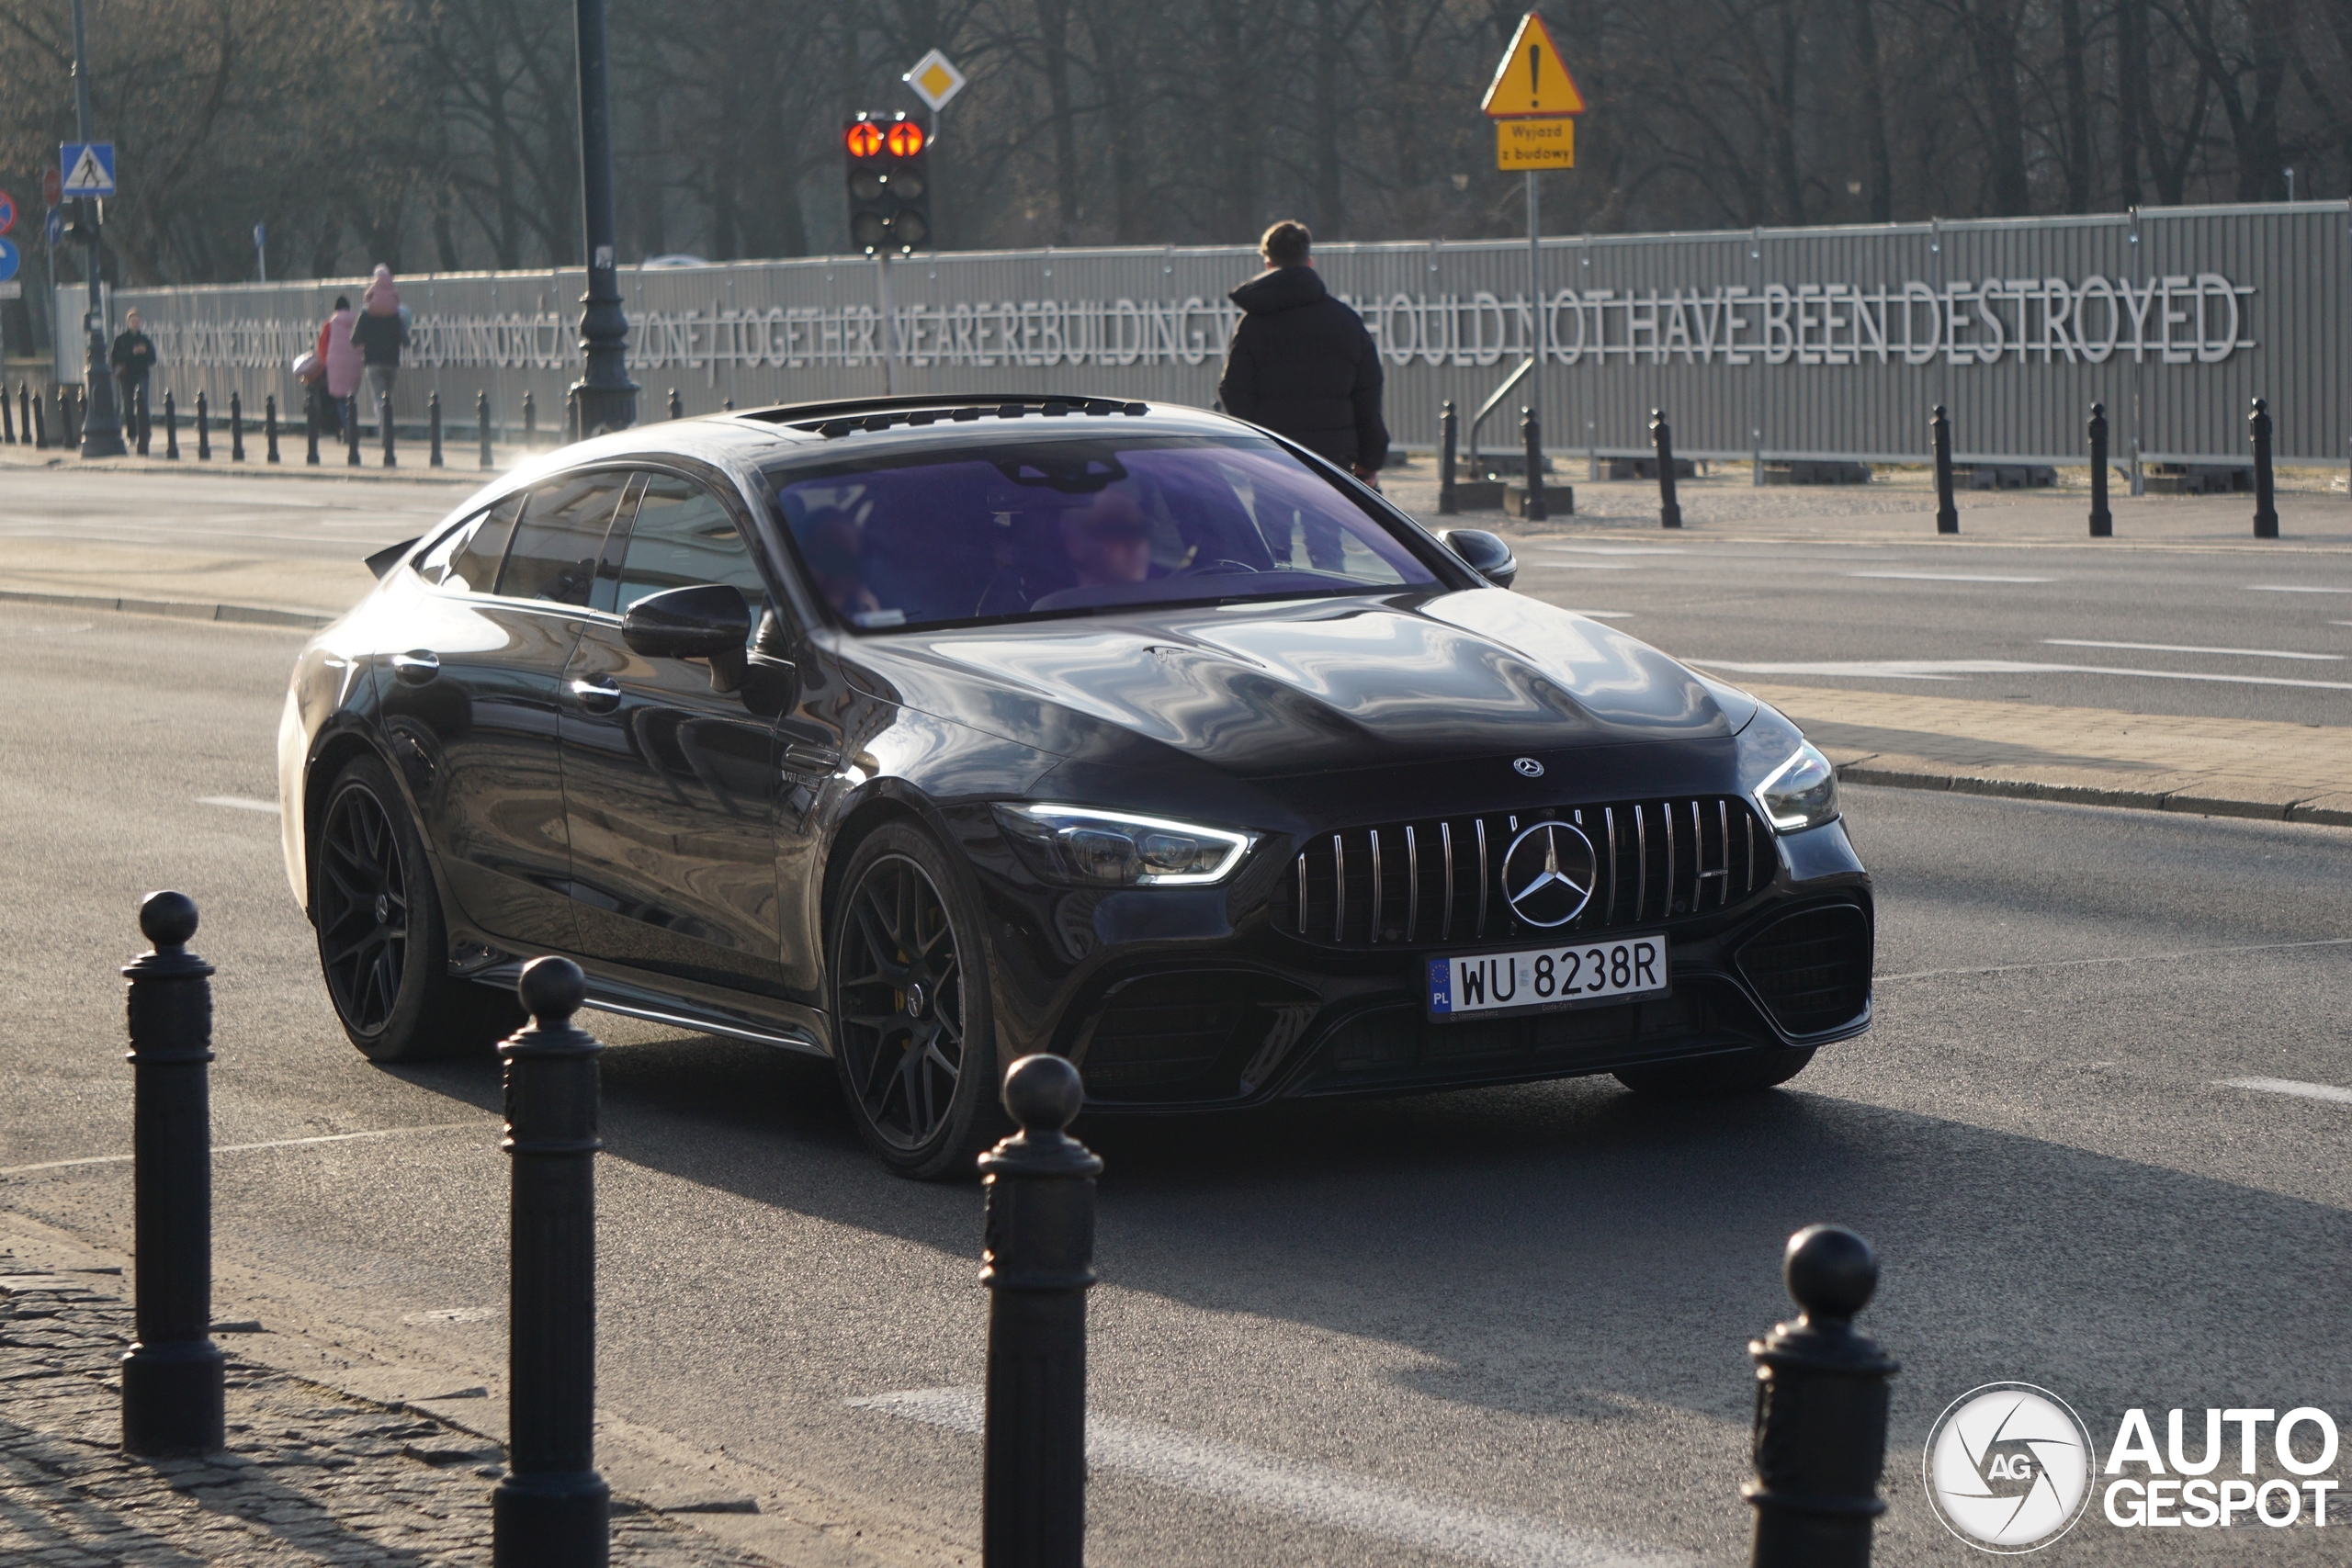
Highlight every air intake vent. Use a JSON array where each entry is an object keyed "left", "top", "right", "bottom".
[
  {"left": 1269, "top": 796, "right": 1773, "bottom": 950},
  {"left": 1736, "top": 904, "right": 1871, "bottom": 1035}
]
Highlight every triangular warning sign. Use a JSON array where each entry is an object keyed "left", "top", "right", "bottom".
[
  {"left": 1481, "top": 13, "right": 1586, "bottom": 118},
  {"left": 63, "top": 145, "right": 110, "bottom": 194}
]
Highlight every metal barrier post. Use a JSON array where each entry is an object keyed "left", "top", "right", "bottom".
[
  {"left": 2251, "top": 397, "right": 2278, "bottom": 538},
  {"left": 1652, "top": 409, "right": 1683, "bottom": 529},
  {"left": 1747, "top": 1225, "right": 1895, "bottom": 1568},
  {"left": 119, "top": 891, "right": 226, "bottom": 1458},
  {"left": 2087, "top": 402, "right": 2111, "bottom": 536},
  {"left": 381, "top": 391, "right": 398, "bottom": 468},
  {"left": 492, "top": 958, "right": 610, "bottom": 1568},
  {"left": 1931, "top": 405, "right": 1958, "bottom": 533},
  {"left": 31, "top": 385, "right": 48, "bottom": 448},
  {"left": 668, "top": 387, "right": 683, "bottom": 421},
  {"left": 230, "top": 392, "right": 244, "bottom": 462},
  {"left": 161, "top": 391, "right": 175, "bottom": 459},
  {"left": 195, "top": 392, "right": 210, "bottom": 460},
  {"left": 134, "top": 382, "right": 150, "bottom": 456},
  {"left": 305, "top": 396, "right": 320, "bottom": 466},
  {"left": 1438, "top": 400, "right": 1458, "bottom": 515},
  {"left": 345, "top": 398, "right": 361, "bottom": 467},
  {"left": 266, "top": 395, "right": 280, "bottom": 463},
  {"left": 981, "top": 1055, "right": 1100, "bottom": 1568},
  {"left": 2, "top": 379, "right": 12, "bottom": 443},
  {"left": 429, "top": 390, "right": 444, "bottom": 467},
  {"left": 1520, "top": 407, "right": 1547, "bottom": 522},
  {"left": 479, "top": 391, "right": 494, "bottom": 469},
  {"left": 523, "top": 389, "right": 537, "bottom": 446}
]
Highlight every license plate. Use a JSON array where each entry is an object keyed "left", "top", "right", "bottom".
[{"left": 1425, "top": 936, "right": 1668, "bottom": 1020}]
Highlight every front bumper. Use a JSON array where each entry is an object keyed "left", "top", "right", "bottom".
[{"left": 966, "top": 813, "right": 1873, "bottom": 1111}]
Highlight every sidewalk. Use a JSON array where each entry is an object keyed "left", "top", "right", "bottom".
[
  {"left": 0, "top": 1258, "right": 766, "bottom": 1568},
  {"left": 0, "top": 442, "right": 497, "bottom": 488}
]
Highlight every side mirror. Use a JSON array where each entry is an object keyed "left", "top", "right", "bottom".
[
  {"left": 1442, "top": 528, "right": 1518, "bottom": 591},
  {"left": 621, "top": 582, "right": 752, "bottom": 662}
]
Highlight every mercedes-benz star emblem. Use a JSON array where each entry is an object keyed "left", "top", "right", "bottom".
[
  {"left": 1500, "top": 820, "right": 1596, "bottom": 928},
  {"left": 1512, "top": 757, "right": 1544, "bottom": 778}
]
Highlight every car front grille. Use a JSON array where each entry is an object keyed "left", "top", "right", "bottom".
[
  {"left": 1270, "top": 796, "right": 1774, "bottom": 950},
  {"left": 1736, "top": 903, "right": 1871, "bottom": 1035}
]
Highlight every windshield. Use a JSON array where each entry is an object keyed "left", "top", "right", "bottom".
[{"left": 766, "top": 433, "right": 1439, "bottom": 630}]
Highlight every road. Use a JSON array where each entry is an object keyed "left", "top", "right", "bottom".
[{"left": 4, "top": 573, "right": 2350, "bottom": 1564}]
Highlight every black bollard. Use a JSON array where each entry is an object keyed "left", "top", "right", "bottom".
[
  {"left": 568, "top": 386, "right": 582, "bottom": 443},
  {"left": 721, "top": 396, "right": 734, "bottom": 412},
  {"left": 381, "top": 390, "right": 398, "bottom": 468},
  {"left": 668, "top": 387, "right": 683, "bottom": 421},
  {"left": 523, "top": 389, "right": 537, "bottom": 447},
  {"left": 1521, "top": 407, "right": 1547, "bottom": 522},
  {"left": 19, "top": 383, "right": 32, "bottom": 447},
  {"left": 162, "top": 391, "right": 177, "bottom": 459},
  {"left": 1746, "top": 1225, "right": 1897, "bottom": 1568},
  {"left": 119, "top": 891, "right": 227, "bottom": 1458},
  {"left": 478, "top": 391, "right": 493, "bottom": 468},
  {"left": 2087, "top": 402, "right": 2112, "bottom": 536},
  {"left": 62, "top": 387, "right": 79, "bottom": 449},
  {"left": 266, "top": 395, "right": 280, "bottom": 464},
  {"left": 135, "top": 382, "right": 151, "bottom": 457},
  {"left": 31, "top": 385, "right": 49, "bottom": 448},
  {"left": 304, "top": 396, "right": 320, "bottom": 467},
  {"left": 429, "top": 389, "right": 444, "bottom": 468},
  {"left": 492, "top": 958, "right": 610, "bottom": 1568},
  {"left": 230, "top": 392, "right": 245, "bottom": 462},
  {"left": 1931, "top": 404, "right": 1959, "bottom": 533},
  {"left": 195, "top": 391, "right": 210, "bottom": 460},
  {"left": 2, "top": 378, "right": 12, "bottom": 444},
  {"left": 1651, "top": 409, "right": 1683, "bottom": 529},
  {"left": 346, "top": 398, "right": 362, "bottom": 468},
  {"left": 1438, "top": 400, "right": 1459, "bottom": 515},
  {"left": 2251, "top": 397, "right": 2278, "bottom": 538},
  {"left": 981, "top": 1055, "right": 1101, "bottom": 1568}
]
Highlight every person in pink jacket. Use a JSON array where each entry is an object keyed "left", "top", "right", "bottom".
[{"left": 316, "top": 296, "right": 364, "bottom": 439}]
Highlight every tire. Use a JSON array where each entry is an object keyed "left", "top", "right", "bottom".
[
  {"left": 1612, "top": 1044, "right": 1815, "bottom": 1097},
  {"left": 312, "top": 753, "right": 523, "bottom": 1062},
  {"left": 828, "top": 821, "right": 1008, "bottom": 1179}
]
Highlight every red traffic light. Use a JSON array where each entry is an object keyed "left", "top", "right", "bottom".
[
  {"left": 844, "top": 121, "right": 885, "bottom": 158},
  {"left": 886, "top": 121, "right": 925, "bottom": 157}
]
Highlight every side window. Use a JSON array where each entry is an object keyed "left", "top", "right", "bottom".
[
  {"left": 616, "top": 473, "right": 773, "bottom": 641},
  {"left": 416, "top": 495, "right": 522, "bottom": 594},
  {"left": 497, "top": 471, "right": 633, "bottom": 606}
]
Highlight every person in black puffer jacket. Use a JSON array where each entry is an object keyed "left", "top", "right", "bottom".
[{"left": 1217, "top": 220, "right": 1388, "bottom": 486}]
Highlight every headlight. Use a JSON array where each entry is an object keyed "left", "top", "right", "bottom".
[
  {"left": 1735, "top": 705, "right": 1838, "bottom": 832},
  {"left": 994, "top": 804, "right": 1257, "bottom": 887}
]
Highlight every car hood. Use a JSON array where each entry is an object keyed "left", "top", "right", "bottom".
[{"left": 838, "top": 589, "right": 1755, "bottom": 778}]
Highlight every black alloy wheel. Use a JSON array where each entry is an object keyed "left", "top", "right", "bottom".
[
  {"left": 830, "top": 823, "right": 1003, "bottom": 1178},
  {"left": 317, "top": 775, "right": 411, "bottom": 1034},
  {"left": 312, "top": 754, "right": 521, "bottom": 1062}
]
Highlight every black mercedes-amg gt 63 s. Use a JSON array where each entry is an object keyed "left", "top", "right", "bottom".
[{"left": 279, "top": 393, "right": 1871, "bottom": 1176}]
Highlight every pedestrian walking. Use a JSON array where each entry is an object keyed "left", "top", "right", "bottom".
[
  {"left": 110, "top": 308, "right": 158, "bottom": 451},
  {"left": 1217, "top": 220, "right": 1389, "bottom": 570},
  {"left": 317, "top": 295, "right": 364, "bottom": 443},
  {"left": 351, "top": 266, "right": 408, "bottom": 436}
]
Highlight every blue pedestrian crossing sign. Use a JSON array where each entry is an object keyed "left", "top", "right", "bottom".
[
  {"left": 60, "top": 142, "right": 116, "bottom": 198},
  {"left": 0, "top": 238, "right": 18, "bottom": 283}
]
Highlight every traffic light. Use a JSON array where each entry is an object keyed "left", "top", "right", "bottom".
[{"left": 843, "top": 111, "right": 931, "bottom": 254}]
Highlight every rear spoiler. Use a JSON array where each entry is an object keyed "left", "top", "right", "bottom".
[{"left": 364, "top": 536, "right": 421, "bottom": 580}]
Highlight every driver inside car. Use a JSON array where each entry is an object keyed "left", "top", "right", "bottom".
[{"left": 1057, "top": 490, "right": 1154, "bottom": 587}]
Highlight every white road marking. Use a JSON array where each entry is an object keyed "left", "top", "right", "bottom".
[
  {"left": 2248, "top": 584, "right": 2352, "bottom": 593},
  {"left": 849, "top": 1387, "right": 1690, "bottom": 1568},
  {"left": 1877, "top": 936, "right": 2352, "bottom": 984},
  {"left": 198, "top": 795, "right": 280, "bottom": 814},
  {"left": 0, "top": 1122, "right": 488, "bottom": 1179},
  {"left": 1685, "top": 657, "right": 2352, "bottom": 691},
  {"left": 1846, "top": 570, "right": 2054, "bottom": 583},
  {"left": 1530, "top": 561, "right": 1642, "bottom": 570},
  {"left": 2043, "top": 638, "right": 2343, "bottom": 661},
  {"left": 1537, "top": 546, "right": 1686, "bottom": 556},
  {"left": 2222, "top": 1077, "right": 2352, "bottom": 1105}
]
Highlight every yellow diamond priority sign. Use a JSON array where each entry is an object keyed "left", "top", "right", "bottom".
[
  {"left": 904, "top": 50, "right": 967, "bottom": 113},
  {"left": 1481, "top": 13, "right": 1586, "bottom": 119}
]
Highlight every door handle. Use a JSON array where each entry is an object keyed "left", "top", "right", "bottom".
[
  {"left": 390, "top": 649, "right": 439, "bottom": 686},
  {"left": 569, "top": 677, "right": 622, "bottom": 713}
]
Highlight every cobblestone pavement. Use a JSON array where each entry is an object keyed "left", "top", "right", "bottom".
[{"left": 0, "top": 1259, "right": 772, "bottom": 1567}]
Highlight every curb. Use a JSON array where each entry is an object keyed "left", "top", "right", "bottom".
[
  {"left": 0, "top": 453, "right": 494, "bottom": 486},
  {"left": 0, "top": 587, "right": 334, "bottom": 629},
  {"left": 1836, "top": 759, "right": 2352, "bottom": 828}
]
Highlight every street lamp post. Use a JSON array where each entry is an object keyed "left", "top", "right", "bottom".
[
  {"left": 568, "top": 0, "right": 637, "bottom": 434},
  {"left": 69, "top": 0, "right": 124, "bottom": 457}
]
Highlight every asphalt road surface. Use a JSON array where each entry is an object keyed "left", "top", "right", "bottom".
[{"left": 5, "top": 598, "right": 2351, "bottom": 1565}]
